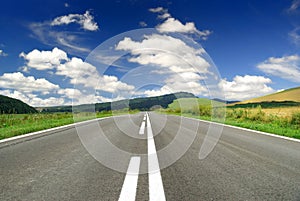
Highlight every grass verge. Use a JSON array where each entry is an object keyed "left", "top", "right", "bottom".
[
  {"left": 160, "top": 108, "right": 300, "bottom": 139},
  {"left": 0, "top": 110, "right": 138, "bottom": 140}
]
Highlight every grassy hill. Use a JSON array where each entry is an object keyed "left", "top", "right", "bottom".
[
  {"left": 169, "top": 98, "right": 223, "bottom": 110},
  {"left": 0, "top": 95, "right": 37, "bottom": 114},
  {"left": 167, "top": 97, "right": 224, "bottom": 116},
  {"left": 42, "top": 92, "right": 197, "bottom": 113},
  {"left": 238, "top": 86, "right": 300, "bottom": 104},
  {"left": 229, "top": 86, "right": 300, "bottom": 108}
]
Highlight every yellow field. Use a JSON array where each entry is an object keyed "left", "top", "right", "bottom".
[
  {"left": 261, "top": 107, "right": 300, "bottom": 117},
  {"left": 227, "top": 106, "right": 300, "bottom": 118}
]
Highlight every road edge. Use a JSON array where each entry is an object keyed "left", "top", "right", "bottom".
[
  {"left": 167, "top": 114, "right": 300, "bottom": 143},
  {"left": 0, "top": 115, "right": 125, "bottom": 147}
]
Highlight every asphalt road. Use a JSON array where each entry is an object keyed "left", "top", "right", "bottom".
[{"left": 1, "top": 112, "right": 300, "bottom": 201}]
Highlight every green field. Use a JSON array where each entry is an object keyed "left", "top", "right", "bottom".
[
  {"left": 163, "top": 98, "right": 300, "bottom": 139},
  {"left": 0, "top": 110, "right": 138, "bottom": 140},
  {"left": 2, "top": 96, "right": 300, "bottom": 140}
]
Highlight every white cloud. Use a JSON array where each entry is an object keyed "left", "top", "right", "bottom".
[
  {"left": 20, "top": 47, "right": 134, "bottom": 95},
  {"left": 55, "top": 35, "right": 91, "bottom": 52},
  {"left": 149, "top": 7, "right": 167, "bottom": 13},
  {"left": 51, "top": 10, "right": 99, "bottom": 31},
  {"left": 219, "top": 75, "right": 274, "bottom": 100},
  {"left": 0, "top": 89, "right": 65, "bottom": 107},
  {"left": 156, "top": 17, "right": 211, "bottom": 39},
  {"left": 56, "top": 57, "right": 134, "bottom": 93},
  {"left": 158, "top": 13, "right": 171, "bottom": 19},
  {"left": 257, "top": 55, "right": 300, "bottom": 82},
  {"left": 64, "top": 3, "right": 69, "bottom": 8},
  {"left": 143, "top": 85, "right": 172, "bottom": 97},
  {"left": 116, "top": 34, "right": 209, "bottom": 73},
  {"left": 1, "top": 44, "right": 139, "bottom": 106},
  {"left": 287, "top": 0, "right": 300, "bottom": 12},
  {"left": 0, "top": 72, "right": 59, "bottom": 93},
  {"left": 116, "top": 34, "right": 210, "bottom": 96},
  {"left": 139, "top": 21, "right": 147, "bottom": 27},
  {"left": 28, "top": 10, "right": 98, "bottom": 54},
  {"left": 148, "top": 6, "right": 171, "bottom": 19},
  {"left": 143, "top": 80, "right": 207, "bottom": 97},
  {"left": 20, "top": 47, "right": 68, "bottom": 70},
  {"left": 0, "top": 49, "right": 8, "bottom": 57},
  {"left": 289, "top": 27, "right": 300, "bottom": 46},
  {"left": 29, "top": 23, "right": 91, "bottom": 53},
  {"left": 149, "top": 6, "right": 211, "bottom": 39},
  {"left": 58, "top": 88, "right": 82, "bottom": 99}
]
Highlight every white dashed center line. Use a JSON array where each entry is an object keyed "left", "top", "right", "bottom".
[
  {"left": 146, "top": 112, "right": 166, "bottom": 201},
  {"left": 139, "top": 121, "right": 145, "bottom": 135},
  {"left": 119, "top": 112, "right": 165, "bottom": 201},
  {"left": 118, "top": 156, "right": 141, "bottom": 201}
]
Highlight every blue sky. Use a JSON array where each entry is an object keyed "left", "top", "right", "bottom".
[{"left": 0, "top": 0, "right": 299, "bottom": 106}]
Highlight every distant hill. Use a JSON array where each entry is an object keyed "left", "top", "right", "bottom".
[
  {"left": 168, "top": 97, "right": 224, "bottom": 111},
  {"left": 230, "top": 86, "right": 300, "bottom": 108},
  {"left": 41, "top": 92, "right": 197, "bottom": 113},
  {"left": 0, "top": 95, "right": 37, "bottom": 114},
  {"left": 237, "top": 86, "right": 300, "bottom": 104},
  {"left": 212, "top": 98, "right": 240, "bottom": 104}
]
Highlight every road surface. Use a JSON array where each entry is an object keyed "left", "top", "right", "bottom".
[{"left": 1, "top": 112, "right": 300, "bottom": 200}]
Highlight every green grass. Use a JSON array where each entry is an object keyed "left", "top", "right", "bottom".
[
  {"left": 161, "top": 99, "right": 300, "bottom": 139},
  {"left": 168, "top": 98, "right": 223, "bottom": 109},
  {"left": 160, "top": 110, "right": 300, "bottom": 139},
  {"left": 0, "top": 110, "right": 138, "bottom": 140}
]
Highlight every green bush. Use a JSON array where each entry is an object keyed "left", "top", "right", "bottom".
[
  {"left": 199, "top": 105, "right": 211, "bottom": 116},
  {"left": 291, "top": 112, "right": 300, "bottom": 127}
]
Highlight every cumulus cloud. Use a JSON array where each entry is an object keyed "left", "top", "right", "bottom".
[
  {"left": 20, "top": 47, "right": 134, "bottom": 95},
  {"left": 116, "top": 34, "right": 209, "bottom": 72},
  {"left": 149, "top": 7, "right": 167, "bottom": 13},
  {"left": 148, "top": 6, "right": 171, "bottom": 19},
  {"left": 156, "top": 18, "right": 211, "bottom": 39},
  {"left": 1, "top": 47, "right": 136, "bottom": 106},
  {"left": 0, "top": 72, "right": 66, "bottom": 107},
  {"left": 148, "top": 6, "right": 211, "bottom": 39},
  {"left": 20, "top": 47, "right": 68, "bottom": 70},
  {"left": 56, "top": 57, "right": 134, "bottom": 93},
  {"left": 116, "top": 34, "right": 210, "bottom": 96},
  {"left": 0, "top": 72, "right": 59, "bottom": 93},
  {"left": 0, "top": 89, "right": 65, "bottom": 107},
  {"left": 257, "top": 55, "right": 300, "bottom": 83},
  {"left": 51, "top": 10, "right": 99, "bottom": 31},
  {"left": 58, "top": 88, "right": 82, "bottom": 99},
  {"left": 0, "top": 49, "right": 8, "bottom": 57},
  {"left": 2, "top": 37, "right": 146, "bottom": 107},
  {"left": 219, "top": 75, "right": 274, "bottom": 100},
  {"left": 158, "top": 13, "right": 171, "bottom": 19}
]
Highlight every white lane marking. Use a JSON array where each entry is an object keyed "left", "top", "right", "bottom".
[
  {"left": 139, "top": 121, "right": 146, "bottom": 135},
  {"left": 146, "top": 112, "right": 166, "bottom": 201},
  {"left": 143, "top": 115, "right": 146, "bottom": 121},
  {"left": 118, "top": 156, "right": 141, "bottom": 201}
]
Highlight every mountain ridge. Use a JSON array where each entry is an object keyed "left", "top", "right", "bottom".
[
  {"left": 0, "top": 95, "right": 37, "bottom": 114},
  {"left": 41, "top": 92, "right": 197, "bottom": 113}
]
